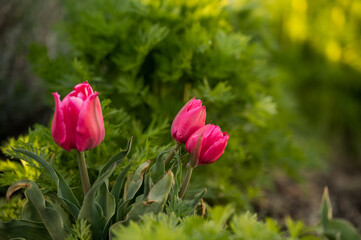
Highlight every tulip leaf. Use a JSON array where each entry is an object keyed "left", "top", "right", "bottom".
[
  {"left": 111, "top": 162, "right": 132, "bottom": 202},
  {"left": 97, "top": 181, "right": 116, "bottom": 220},
  {"left": 96, "top": 181, "right": 116, "bottom": 240},
  {"left": 320, "top": 188, "right": 361, "bottom": 240},
  {"left": 22, "top": 199, "right": 42, "bottom": 222},
  {"left": 44, "top": 192, "right": 72, "bottom": 229},
  {"left": 124, "top": 160, "right": 150, "bottom": 201},
  {"left": 78, "top": 164, "right": 117, "bottom": 240},
  {"left": 0, "top": 219, "right": 52, "bottom": 240},
  {"left": 99, "top": 137, "right": 132, "bottom": 176},
  {"left": 149, "top": 150, "right": 168, "bottom": 184},
  {"left": 13, "top": 148, "right": 80, "bottom": 218},
  {"left": 6, "top": 180, "right": 68, "bottom": 240},
  {"left": 116, "top": 199, "right": 131, "bottom": 222},
  {"left": 126, "top": 170, "right": 173, "bottom": 222}
]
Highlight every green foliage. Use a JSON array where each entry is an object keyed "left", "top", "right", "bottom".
[
  {"left": 0, "top": 196, "right": 25, "bottom": 222},
  {"left": 319, "top": 188, "right": 361, "bottom": 240},
  {"left": 110, "top": 205, "right": 322, "bottom": 240},
  {"left": 23, "top": 0, "right": 313, "bottom": 210},
  {"left": 66, "top": 219, "right": 92, "bottom": 240}
]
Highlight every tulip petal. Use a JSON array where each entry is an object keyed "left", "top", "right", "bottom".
[
  {"left": 185, "top": 124, "right": 209, "bottom": 152},
  {"left": 175, "top": 106, "right": 206, "bottom": 143},
  {"left": 76, "top": 92, "right": 105, "bottom": 152},
  {"left": 62, "top": 96, "right": 84, "bottom": 151},
  {"left": 171, "top": 97, "right": 195, "bottom": 138},
  {"left": 200, "top": 125, "right": 223, "bottom": 155},
  {"left": 51, "top": 93, "right": 66, "bottom": 148},
  {"left": 199, "top": 134, "right": 229, "bottom": 164}
]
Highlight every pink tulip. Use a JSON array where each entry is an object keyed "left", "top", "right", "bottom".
[
  {"left": 51, "top": 81, "right": 105, "bottom": 152},
  {"left": 171, "top": 98, "right": 206, "bottom": 143},
  {"left": 185, "top": 124, "right": 229, "bottom": 166}
]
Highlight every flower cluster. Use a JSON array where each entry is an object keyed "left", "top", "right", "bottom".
[
  {"left": 50, "top": 83, "right": 228, "bottom": 200},
  {"left": 171, "top": 98, "right": 229, "bottom": 167}
]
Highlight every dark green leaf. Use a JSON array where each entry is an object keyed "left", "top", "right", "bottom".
[
  {"left": 111, "top": 162, "right": 132, "bottom": 202},
  {"left": 13, "top": 148, "right": 80, "bottom": 218},
  {"left": 124, "top": 160, "right": 150, "bottom": 201},
  {"left": 126, "top": 170, "right": 173, "bottom": 222},
  {"left": 99, "top": 137, "right": 133, "bottom": 176},
  {"left": 0, "top": 219, "right": 52, "bottom": 240},
  {"left": 6, "top": 180, "right": 68, "bottom": 240},
  {"left": 78, "top": 164, "right": 117, "bottom": 240}
]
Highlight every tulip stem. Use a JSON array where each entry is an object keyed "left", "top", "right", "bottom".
[
  {"left": 164, "top": 142, "right": 181, "bottom": 166},
  {"left": 76, "top": 151, "right": 91, "bottom": 196},
  {"left": 179, "top": 167, "right": 193, "bottom": 199}
]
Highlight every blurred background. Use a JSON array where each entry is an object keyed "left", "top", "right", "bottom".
[{"left": 1, "top": 0, "right": 360, "bottom": 229}]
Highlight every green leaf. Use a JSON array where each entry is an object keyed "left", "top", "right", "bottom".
[
  {"left": 0, "top": 219, "right": 52, "bottom": 240},
  {"left": 126, "top": 170, "right": 173, "bottom": 222},
  {"left": 149, "top": 150, "right": 168, "bottom": 184},
  {"left": 13, "top": 148, "right": 80, "bottom": 218},
  {"left": 111, "top": 162, "right": 132, "bottom": 202},
  {"left": 22, "top": 199, "right": 42, "bottom": 222},
  {"left": 124, "top": 160, "right": 150, "bottom": 201},
  {"left": 99, "top": 137, "right": 133, "bottom": 176},
  {"left": 97, "top": 181, "right": 116, "bottom": 220},
  {"left": 6, "top": 180, "right": 68, "bottom": 240},
  {"left": 324, "top": 219, "right": 361, "bottom": 240},
  {"left": 320, "top": 187, "right": 361, "bottom": 240},
  {"left": 321, "top": 187, "right": 332, "bottom": 224},
  {"left": 78, "top": 164, "right": 117, "bottom": 240},
  {"left": 97, "top": 181, "right": 116, "bottom": 240}
]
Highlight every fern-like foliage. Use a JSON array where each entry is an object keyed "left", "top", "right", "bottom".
[
  {"left": 66, "top": 219, "right": 92, "bottom": 240},
  {"left": 111, "top": 205, "right": 322, "bottom": 240}
]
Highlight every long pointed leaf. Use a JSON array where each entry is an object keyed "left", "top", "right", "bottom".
[
  {"left": 97, "top": 181, "right": 116, "bottom": 220},
  {"left": 13, "top": 148, "right": 80, "bottom": 217},
  {"left": 111, "top": 162, "right": 132, "bottom": 202},
  {"left": 6, "top": 180, "right": 68, "bottom": 240},
  {"left": 124, "top": 160, "right": 150, "bottom": 201},
  {"left": 126, "top": 170, "right": 173, "bottom": 222},
  {"left": 78, "top": 164, "right": 117, "bottom": 240},
  {"left": 0, "top": 219, "right": 51, "bottom": 240},
  {"left": 99, "top": 137, "right": 132, "bottom": 176}
]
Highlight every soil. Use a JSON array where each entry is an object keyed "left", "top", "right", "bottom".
[{"left": 254, "top": 165, "right": 361, "bottom": 231}]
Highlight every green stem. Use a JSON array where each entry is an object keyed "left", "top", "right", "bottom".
[
  {"left": 76, "top": 151, "right": 91, "bottom": 196},
  {"left": 164, "top": 142, "right": 181, "bottom": 166},
  {"left": 179, "top": 167, "right": 193, "bottom": 199}
]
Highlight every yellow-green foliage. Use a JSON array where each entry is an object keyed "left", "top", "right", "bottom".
[{"left": 110, "top": 205, "right": 321, "bottom": 240}]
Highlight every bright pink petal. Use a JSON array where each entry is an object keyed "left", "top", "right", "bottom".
[
  {"left": 200, "top": 125, "right": 223, "bottom": 157},
  {"left": 51, "top": 93, "right": 67, "bottom": 149},
  {"left": 199, "top": 134, "right": 229, "bottom": 164},
  {"left": 175, "top": 106, "right": 206, "bottom": 143},
  {"left": 185, "top": 124, "right": 210, "bottom": 152},
  {"left": 171, "top": 97, "right": 195, "bottom": 138},
  {"left": 75, "top": 92, "right": 105, "bottom": 151},
  {"left": 61, "top": 96, "right": 84, "bottom": 151}
]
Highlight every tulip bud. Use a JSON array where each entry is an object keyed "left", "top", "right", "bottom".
[
  {"left": 185, "top": 124, "right": 229, "bottom": 166},
  {"left": 51, "top": 81, "right": 105, "bottom": 152},
  {"left": 171, "top": 97, "right": 206, "bottom": 143}
]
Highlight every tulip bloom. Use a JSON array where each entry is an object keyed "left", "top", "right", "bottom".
[
  {"left": 52, "top": 81, "right": 105, "bottom": 152},
  {"left": 171, "top": 98, "right": 206, "bottom": 143},
  {"left": 185, "top": 124, "right": 229, "bottom": 166}
]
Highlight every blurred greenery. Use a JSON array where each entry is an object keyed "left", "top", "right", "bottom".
[{"left": 1, "top": 0, "right": 361, "bottom": 230}]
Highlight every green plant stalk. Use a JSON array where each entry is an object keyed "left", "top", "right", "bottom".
[
  {"left": 76, "top": 151, "right": 91, "bottom": 196},
  {"left": 164, "top": 142, "right": 181, "bottom": 166},
  {"left": 179, "top": 167, "right": 193, "bottom": 199}
]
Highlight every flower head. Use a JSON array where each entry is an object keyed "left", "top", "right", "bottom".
[
  {"left": 52, "top": 81, "right": 105, "bottom": 152},
  {"left": 171, "top": 97, "right": 206, "bottom": 143},
  {"left": 185, "top": 124, "right": 229, "bottom": 166}
]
